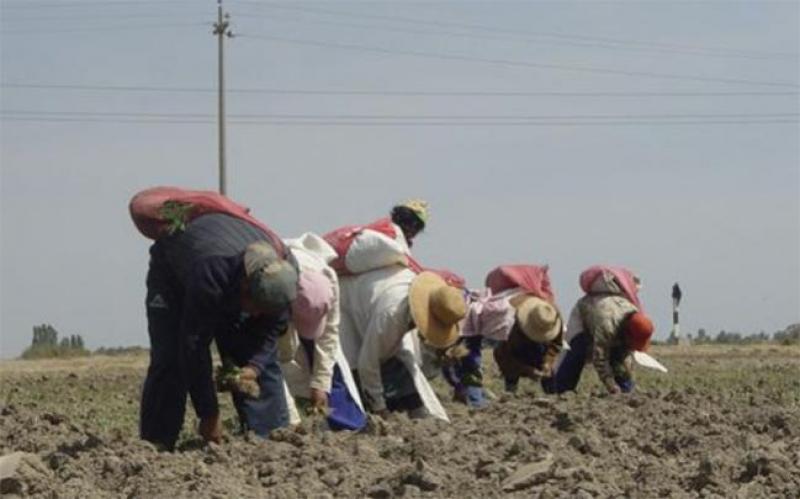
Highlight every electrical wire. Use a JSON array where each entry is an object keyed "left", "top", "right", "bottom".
[
  {"left": 2, "top": 116, "right": 796, "bottom": 127},
  {"left": 2, "top": 109, "right": 797, "bottom": 121},
  {"left": 238, "top": 33, "right": 800, "bottom": 89},
  {"left": 231, "top": 7, "right": 798, "bottom": 62},
  {"left": 0, "top": 21, "right": 209, "bottom": 34},
  {"left": 3, "top": 82, "right": 798, "bottom": 97},
  {"left": 233, "top": 2, "right": 800, "bottom": 60}
]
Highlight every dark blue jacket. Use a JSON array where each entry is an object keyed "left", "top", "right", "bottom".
[{"left": 156, "top": 213, "right": 288, "bottom": 419}]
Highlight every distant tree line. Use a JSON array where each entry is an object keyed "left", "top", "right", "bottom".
[
  {"left": 20, "top": 324, "right": 150, "bottom": 360},
  {"left": 666, "top": 324, "right": 800, "bottom": 346},
  {"left": 21, "top": 324, "right": 90, "bottom": 359}
]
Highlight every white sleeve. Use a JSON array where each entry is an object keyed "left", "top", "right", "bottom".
[
  {"left": 357, "top": 297, "right": 410, "bottom": 412},
  {"left": 309, "top": 271, "right": 340, "bottom": 392},
  {"left": 565, "top": 302, "right": 585, "bottom": 343}
]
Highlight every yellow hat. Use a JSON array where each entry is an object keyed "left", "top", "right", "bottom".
[
  {"left": 514, "top": 296, "right": 561, "bottom": 343},
  {"left": 400, "top": 199, "right": 429, "bottom": 225},
  {"left": 409, "top": 272, "right": 466, "bottom": 349}
]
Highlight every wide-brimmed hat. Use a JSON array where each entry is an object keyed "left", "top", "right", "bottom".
[
  {"left": 514, "top": 296, "right": 561, "bottom": 343},
  {"left": 244, "top": 242, "right": 298, "bottom": 313},
  {"left": 291, "top": 270, "right": 333, "bottom": 340},
  {"left": 409, "top": 271, "right": 466, "bottom": 349}
]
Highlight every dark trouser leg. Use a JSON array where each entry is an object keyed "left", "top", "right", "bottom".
[
  {"left": 461, "top": 336, "right": 484, "bottom": 387},
  {"left": 551, "top": 332, "right": 591, "bottom": 394},
  {"left": 231, "top": 360, "right": 289, "bottom": 437},
  {"left": 219, "top": 323, "right": 289, "bottom": 438},
  {"left": 504, "top": 377, "right": 519, "bottom": 393},
  {"left": 140, "top": 246, "right": 187, "bottom": 450},
  {"left": 615, "top": 377, "right": 635, "bottom": 393},
  {"left": 381, "top": 357, "right": 423, "bottom": 413}
]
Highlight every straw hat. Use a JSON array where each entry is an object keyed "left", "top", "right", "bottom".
[
  {"left": 409, "top": 271, "right": 466, "bottom": 349},
  {"left": 514, "top": 295, "right": 561, "bottom": 343}
]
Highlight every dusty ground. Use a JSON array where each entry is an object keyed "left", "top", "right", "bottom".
[{"left": 1, "top": 344, "right": 799, "bottom": 498}]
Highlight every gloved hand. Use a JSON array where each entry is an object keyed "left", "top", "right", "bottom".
[
  {"left": 198, "top": 413, "right": 222, "bottom": 443},
  {"left": 464, "top": 385, "right": 488, "bottom": 409}
]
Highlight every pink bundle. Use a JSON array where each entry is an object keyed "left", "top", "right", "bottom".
[
  {"left": 129, "top": 186, "right": 285, "bottom": 256},
  {"left": 579, "top": 265, "right": 641, "bottom": 309},
  {"left": 485, "top": 264, "right": 555, "bottom": 303}
]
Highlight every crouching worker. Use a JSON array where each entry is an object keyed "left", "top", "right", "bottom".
[
  {"left": 493, "top": 295, "right": 564, "bottom": 393},
  {"left": 548, "top": 266, "right": 658, "bottom": 394},
  {"left": 440, "top": 284, "right": 517, "bottom": 408},
  {"left": 339, "top": 268, "right": 466, "bottom": 421},
  {"left": 277, "top": 233, "right": 367, "bottom": 431},
  {"left": 132, "top": 188, "right": 297, "bottom": 449}
]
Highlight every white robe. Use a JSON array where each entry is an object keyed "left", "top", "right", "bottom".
[
  {"left": 338, "top": 265, "right": 449, "bottom": 422},
  {"left": 280, "top": 233, "right": 365, "bottom": 424}
]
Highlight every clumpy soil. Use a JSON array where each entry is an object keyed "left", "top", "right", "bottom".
[{"left": 1, "top": 346, "right": 799, "bottom": 498}]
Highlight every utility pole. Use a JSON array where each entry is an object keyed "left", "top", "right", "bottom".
[{"left": 213, "top": 0, "right": 232, "bottom": 195}]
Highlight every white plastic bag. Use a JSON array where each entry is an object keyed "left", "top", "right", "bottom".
[{"left": 344, "top": 229, "right": 409, "bottom": 274}]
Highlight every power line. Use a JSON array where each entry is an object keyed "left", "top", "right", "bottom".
[
  {"left": 2, "top": 116, "right": 796, "bottom": 127},
  {"left": 239, "top": 33, "right": 800, "bottom": 89},
  {"left": 231, "top": 7, "right": 797, "bottom": 62},
  {"left": 0, "top": 21, "right": 208, "bottom": 34},
  {"left": 0, "top": 1, "right": 198, "bottom": 9},
  {"left": 233, "top": 2, "right": 800, "bottom": 60},
  {"left": 3, "top": 82, "right": 798, "bottom": 97},
  {"left": 3, "top": 109, "right": 797, "bottom": 120},
  {"left": 2, "top": 11, "right": 212, "bottom": 23}
]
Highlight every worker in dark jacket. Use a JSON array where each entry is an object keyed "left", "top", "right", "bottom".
[
  {"left": 493, "top": 295, "right": 564, "bottom": 393},
  {"left": 140, "top": 213, "right": 298, "bottom": 450}
]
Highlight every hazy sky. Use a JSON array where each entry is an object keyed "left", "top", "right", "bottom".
[{"left": 1, "top": 0, "right": 798, "bottom": 358}]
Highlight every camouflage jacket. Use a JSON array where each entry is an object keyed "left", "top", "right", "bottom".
[{"left": 576, "top": 294, "right": 638, "bottom": 389}]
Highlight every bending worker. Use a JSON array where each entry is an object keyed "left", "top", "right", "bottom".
[
  {"left": 339, "top": 268, "right": 466, "bottom": 420},
  {"left": 278, "top": 233, "right": 367, "bottom": 431},
  {"left": 548, "top": 265, "right": 656, "bottom": 394},
  {"left": 139, "top": 211, "right": 297, "bottom": 449}
]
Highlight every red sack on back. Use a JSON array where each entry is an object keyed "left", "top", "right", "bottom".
[
  {"left": 414, "top": 263, "right": 466, "bottom": 289},
  {"left": 579, "top": 265, "right": 642, "bottom": 309},
  {"left": 485, "top": 264, "right": 554, "bottom": 303},
  {"left": 323, "top": 218, "right": 407, "bottom": 274},
  {"left": 323, "top": 217, "right": 466, "bottom": 288},
  {"left": 129, "top": 186, "right": 285, "bottom": 256}
]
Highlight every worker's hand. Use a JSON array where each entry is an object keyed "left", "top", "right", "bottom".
[
  {"left": 531, "top": 368, "right": 547, "bottom": 379},
  {"left": 198, "top": 413, "right": 223, "bottom": 443},
  {"left": 240, "top": 366, "right": 258, "bottom": 380},
  {"left": 606, "top": 383, "right": 622, "bottom": 395},
  {"left": 309, "top": 388, "right": 328, "bottom": 410}
]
